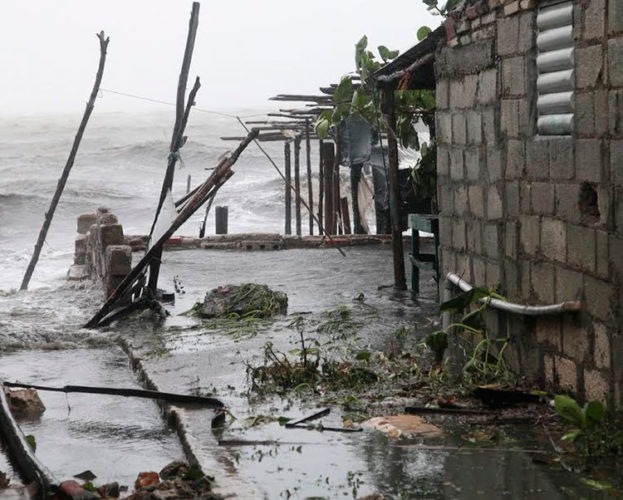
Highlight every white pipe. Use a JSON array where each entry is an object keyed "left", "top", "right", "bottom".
[{"left": 445, "top": 272, "right": 582, "bottom": 316}]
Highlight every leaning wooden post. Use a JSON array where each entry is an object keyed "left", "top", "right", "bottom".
[
  {"left": 305, "top": 119, "right": 314, "bottom": 235},
  {"left": 148, "top": 2, "right": 200, "bottom": 294},
  {"left": 382, "top": 88, "right": 407, "bottom": 290},
  {"left": 333, "top": 136, "right": 341, "bottom": 234},
  {"left": 284, "top": 141, "right": 292, "bottom": 235},
  {"left": 318, "top": 139, "right": 324, "bottom": 233},
  {"left": 322, "top": 142, "right": 335, "bottom": 235},
  {"left": 20, "top": 31, "right": 110, "bottom": 291},
  {"left": 294, "top": 135, "right": 302, "bottom": 236}
]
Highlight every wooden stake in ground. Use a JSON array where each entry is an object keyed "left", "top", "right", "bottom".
[{"left": 20, "top": 31, "right": 110, "bottom": 291}]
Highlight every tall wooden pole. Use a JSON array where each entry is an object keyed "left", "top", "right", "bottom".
[
  {"left": 284, "top": 141, "right": 292, "bottom": 235},
  {"left": 382, "top": 88, "right": 407, "bottom": 290},
  {"left": 322, "top": 142, "right": 335, "bottom": 235},
  {"left": 294, "top": 135, "right": 302, "bottom": 236},
  {"left": 333, "top": 137, "right": 341, "bottom": 235},
  {"left": 305, "top": 119, "right": 314, "bottom": 235},
  {"left": 148, "top": 2, "right": 200, "bottom": 294},
  {"left": 350, "top": 163, "right": 365, "bottom": 234},
  {"left": 318, "top": 140, "right": 324, "bottom": 233},
  {"left": 21, "top": 32, "right": 110, "bottom": 291}
]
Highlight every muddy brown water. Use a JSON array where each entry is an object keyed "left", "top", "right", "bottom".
[{"left": 0, "top": 246, "right": 603, "bottom": 498}]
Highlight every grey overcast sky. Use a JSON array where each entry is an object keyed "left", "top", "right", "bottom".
[{"left": 1, "top": 1, "right": 439, "bottom": 116}]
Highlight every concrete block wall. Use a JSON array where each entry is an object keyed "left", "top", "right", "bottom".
[
  {"left": 436, "top": 0, "right": 623, "bottom": 404},
  {"left": 69, "top": 208, "right": 132, "bottom": 299}
]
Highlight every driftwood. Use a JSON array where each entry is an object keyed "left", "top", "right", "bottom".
[
  {"left": 0, "top": 383, "right": 58, "bottom": 495},
  {"left": 147, "top": 1, "right": 201, "bottom": 294},
  {"left": 3, "top": 382, "right": 223, "bottom": 408},
  {"left": 84, "top": 129, "right": 258, "bottom": 328},
  {"left": 20, "top": 32, "right": 110, "bottom": 291}
]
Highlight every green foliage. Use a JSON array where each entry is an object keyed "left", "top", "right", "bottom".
[
  {"left": 555, "top": 395, "right": 605, "bottom": 442},
  {"left": 422, "top": 0, "right": 462, "bottom": 15},
  {"left": 25, "top": 434, "right": 36, "bottom": 452},
  {"left": 417, "top": 26, "right": 432, "bottom": 41},
  {"left": 425, "top": 330, "right": 448, "bottom": 366}
]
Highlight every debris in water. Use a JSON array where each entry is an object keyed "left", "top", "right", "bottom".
[
  {"left": 73, "top": 470, "right": 97, "bottom": 481},
  {"left": 134, "top": 471, "right": 159, "bottom": 490},
  {"left": 5, "top": 388, "right": 45, "bottom": 416},
  {"left": 201, "top": 283, "right": 288, "bottom": 319},
  {"left": 362, "top": 414, "right": 442, "bottom": 439}
]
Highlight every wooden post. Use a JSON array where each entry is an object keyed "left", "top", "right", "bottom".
[
  {"left": 340, "top": 197, "right": 351, "bottom": 234},
  {"left": 148, "top": 2, "right": 200, "bottom": 294},
  {"left": 294, "top": 135, "right": 302, "bottom": 236},
  {"left": 284, "top": 141, "right": 292, "bottom": 235},
  {"left": 382, "top": 88, "right": 407, "bottom": 290},
  {"left": 215, "top": 206, "right": 228, "bottom": 234},
  {"left": 186, "top": 174, "right": 191, "bottom": 194},
  {"left": 20, "top": 32, "right": 110, "bottom": 291},
  {"left": 333, "top": 137, "right": 341, "bottom": 235},
  {"left": 318, "top": 140, "right": 324, "bottom": 233},
  {"left": 350, "top": 163, "right": 365, "bottom": 234},
  {"left": 305, "top": 119, "right": 314, "bottom": 235},
  {"left": 322, "top": 142, "right": 335, "bottom": 235}
]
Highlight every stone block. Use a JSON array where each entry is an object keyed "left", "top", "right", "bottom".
[
  {"left": 519, "top": 215, "right": 540, "bottom": 256},
  {"left": 456, "top": 253, "right": 472, "bottom": 282},
  {"left": 549, "top": 137, "right": 574, "bottom": 180},
  {"left": 436, "top": 79, "right": 449, "bottom": 109},
  {"left": 67, "top": 265, "right": 88, "bottom": 281},
  {"left": 467, "top": 220, "right": 483, "bottom": 253},
  {"left": 487, "top": 146, "right": 503, "bottom": 181},
  {"left": 465, "top": 148, "right": 481, "bottom": 181},
  {"left": 596, "top": 230, "right": 609, "bottom": 279},
  {"left": 501, "top": 99, "right": 519, "bottom": 138},
  {"left": 506, "top": 139, "right": 524, "bottom": 179},
  {"left": 518, "top": 98, "right": 532, "bottom": 137},
  {"left": 99, "top": 223, "right": 124, "bottom": 250},
  {"left": 487, "top": 186, "right": 503, "bottom": 219},
  {"left": 585, "top": 276, "right": 615, "bottom": 322},
  {"left": 555, "top": 184, "right": 581, "bottom": 224},
  {"left": 437, "top": 145, "right": 450, "bottom": 178},
  {"left": 518, "top": 12, "right": 534, "bottom": 52},
  {"left": 575, "top": 92, "right": 595, "bottom": 136},
  {"left": 562, "top": 315, "right": 590, "bottom": 364},
  {"left": 473, "top": 25, "right": 496, "bottom": 41},
  {"left": 520, "top": 182, "right": 531, "bottom": 214},
  {"left": 437, "top": 40, "right": 495, "bottom": 78},
  {"left": 520, "top": 261, "right": 532, "bottom": 299},
  {"left": 98, "top": 213, "right": 118, "bottom": 225},
  {"left": 504, "top": 0, "right": 520, "bottom": 16},
  {"left": 584, "top": 369, "right": 610, "bottom": 403},
  {"left": 466, "top": 111, "right": 482, "bottom": 145},
  {"left": 536, "top": 317, "right": 561, "bottom": 350},
  {"left": 506, "top": 181, "right": 520, "bottom": 217},
  {"left": 567, "top": 225, "right": 596, "bottom": 273},
  {"left": 609, "top": 235, "right": 623, "bottom": 282},
  {"left": 452, "top": 219, "right": 466, "bottom": 251},
  {"left": 437, "top": 112, "right": 452, "bottom": 144},
  {"left": 450, "top": 148, "right": 464, "bottom": 180},
  {"left": 532, "top": 261, "right": 555, "bottom": 303},
  {"left": 486, "top": 260, "right": 501, "bottom": 286},
  {"left": 482, "top": 107, "right": 496, "bottom": 144},
  {"left": 105, "top": 245, "right": 132, "bottom": 276},
  {"left": 452, "top": 113, "right": 467, "bottom": 145},
  {"left": 555, "top": 266, "right": 584, "bottom": 302},
  {"left": 575, "top": 139, "right": 603, "bottom": 183},
  {"left": 608, "top": 39, "right": 623, "bottom": 87},
  {"left": 531, "top": 182, "right": 555, "bottom": 216},
  {"left": 541, "top": 218, "right": 566, "bottom": 262},
  {"left": 451, "top": 76, "right": 478, "bottom": 109},
  {"left": 582, "top": 0, "right": 605, "bottom": 40},
  {"left": 610, "top": 0, "right": 623, "bottom": 33},
  {"left": 502, "top": 56, "right": 525, "bottom": 96},
  {"left": 454, "top": 185, "right": 468, "bottom": 214},
  {"left": 473, "top": 256, "right": 486, "bottom": 285},
  {"left": 77, "top": 213, "right": 98, "bottom": 234},
  {"left": 439, "top": 184, "right": 453, "bottom": 214},
  {"left": 439, "top": 216, "right": 452, "bottom": 246},
  {"left": 525, "top": 138, "right": 549, "bottom": 180},
  {"left": 483, "top": 223, "right": 500, "bottom": 258},
  {"left": 612, "top": 140, "right": 623, "bottom": 186},
  {"left": 497, "top": 16, "right": 519, "bottom": 57},
  {"left": 469, "top": 185, "right": 485, "bottom": 218},
  {"left": 505, "top": 221, "right": 518, "bottom": 259},
  {"left": 576, "top": 45, "right": 603, "bottom": 89},
  {"left": 595, "top": 89, "right": 609, "bottom": 136},
  {"left": 594, "top": 322, "right": 611, "bottom": 370},
  {"left": 555, "top": 356, "right": 578, "bottom": 392}
]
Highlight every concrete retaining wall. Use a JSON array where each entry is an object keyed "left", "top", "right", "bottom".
[{"left": 437, "top": 0, "right": 622, "bottom": 404}]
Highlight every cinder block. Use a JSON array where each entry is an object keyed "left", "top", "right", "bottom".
[
  {"left": 77, "top": 213, "right": 98, "bottom": 234},
  {"left": 74, "top": 234, "right": 87, "bottom": 265},
  {"left": 541, "top": 218, "right": 566, "bottom": 262},
  {"left": 596, "top": 230, "right": 609, "bottom": 279},
  {"left": 525, "top": 139, "right": 549, "bottom": 180},
  {"left": 519, "top": 215, "right": 540, "bottom": 256},
  {"left": 501, "top": 99, "right": 520, "bottom": 138},
  {"left": 467, "top": 220, "right": 483, "bottom": 253},
  {"left": 594, "top": 322, "right": 611, "bottom": 370},
  {"left": 105, "top": 245, "right": 132, "bottom": 276},
  {"left": 504, "top": 0, "right": 520, "bottom": 16},
  {"left": 437, "top": 145, "right": 450, "bottom": 178},
  {"left": 497, "top": 16, "right": 519, "bottom": 56},
  {"left": 99, "top": 223, "right": 124, "bottom": 250},
  {"left": 608, "top": 39, "right": 623, "bottom": 87},
  {"left": 487, "top": 186, "right": 503, "bottom": 219},
  {"left": 595, "top": 89, "right": 609, "bottom": 136},
  {"left": 487, "top": 146, "right": 503, "bottom": 182},
  {"left": 486, "top": 260, "right": 501, "bottom": 287},
  {"left": 576, "top": 45, "right": 604, "bottom": 89},
  {"left": 575, "top": 93, "right": 595, "bottom": 137},
  {"left": 506, "top": 139, "right": 524, "bottom": 179},
  {"left": 452, "top": 219, "right": 466, "bottom": 251},
  {"left": 452, "top": 113, "right": 467, "bottom": 145},
  {"left": 450, "top": 148, "right": 464, "bottom": 180},
  {"left": 439, "top": 184, "right": 453, "bottom": 214},
  {"left": 536, "top": 317, "right": 561, "bottom": 350},
  {"left": 583, "top": 0, "right": 606, "bottom": 41},
  {"left": 483, "top": 223, "right": 500, "bottom": 258},
  {"left": 567, "top": 225, "right": 596, "bottom": 273},
  {"left": 437, "top": 112, "right": 452, "bottom": 144},
  {"left": 531, "top": 182, "right": 555, "bottom": 216},
  {"left": 465, "top": 148, "right": 482, "bottom": 181},
  {"left": 609, "top": 235, "right": 623, "bottom": 282},
  {"left": 584, "top": 276, "right": 616, "bottom": 322},
  {"left": 555, "top": 266, "right": 584, "bottom": 302},
  {"left": 466, "top": 111, "right": 482, "bottom": 145},
  {"left": 436, "top": 79, "right": 449, "bottom": 109},
  {"left": 505, "top": 221, "right": 518, "bottom": 259},
  {"left": 518, "top": 12, "right": 534, "bottom": 51},
  {"left": 502, "top": 56, "right": 525, "bottom": 96},
  {"left": 531, "top": 261, "right": 555, "bottom": 303},
  {"left": 584, "top": 369, "right": 610, "bottom": 403},
  {"left": 482, "top": 107, "right": 497, "bottom": 144},
  {"left": 544, "top": 353, "right": 555, "bottom": 386},
  {"left": 473, "top": 256, "right": 486, "bottom": 285},
  {"left": 454, "top": 185, "right": 468, "bottom": 213},
  {"left": 439, "top": 216, "right": 452, "bottom": 246},
  {"left": 610, "top": 0, "right": 623, "bottom": 33},
  {"left": 505, "top": 181, "right": 520, "bottom": 217},
  {"left": 549, "top": 137, "right": 574, "bottom": 180},
  {"left": 611, "top": 140, "right": 623, "bottom": 186},
  {"left": 555, "top": 356, "right": 578, "bottom": 392},
  {"left": 575, "top": 139, "right": 603, "bottom": 183},
  {"left": 555, "top": 184, "right": 581, "bottom": 224},
  {"left": 469, "top": 185, "right": 485, "bottom": 218},
  {"left": 561, "top": 315, "right": 590, "bottom": 364}
]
